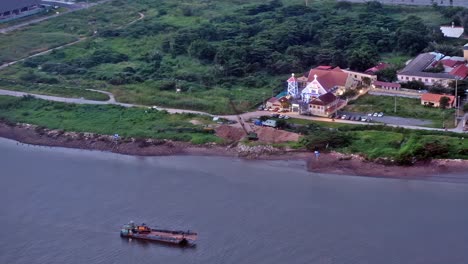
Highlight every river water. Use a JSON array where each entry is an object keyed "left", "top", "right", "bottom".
[{"left": 1, "top": 138, "right": 468, "bottom": 264}]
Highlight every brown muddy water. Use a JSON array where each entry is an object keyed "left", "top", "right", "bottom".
[{"left": 1, "top": 138, "right": 467, "bottom": 264}]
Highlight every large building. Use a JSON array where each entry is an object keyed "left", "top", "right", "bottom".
[
  {"left": 397, "top": 53, "right": 462, "bottom": 87},
  {"left": 287, "top": 66, "right": 350, "bottom": 116},
  {"left": 0, "top": 0, "right": 43, "bottom": 21}
]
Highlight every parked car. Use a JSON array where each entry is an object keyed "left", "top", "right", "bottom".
[
  {"left": 346, "top": 115, "right": 352, "bottom": 120},
  {"left": 271, "top": 114, "right": 280, "bottom": 118},
  {"left": 353, "top": 116, "right": 359, "bottom": 121},
  {"left": 278, "top": 115, "right": 285, "bottom": 119},
  {"left": 367, "top": 113, "right": 372, "bottom": 116},
  {"left": 257, "top": 105, "right": 264, "bottom": 111},
  {"left": 373, "top": 112, "right": 378, "bottom": 117},
  {"left": 378, "top": 112, "right": 384, "bottom": 117},
  {"left": 341, "top": 115, "right": 347, "bottom": 119},
  {"left": 283, "top": 115, "right": 290, "bottom": 120},
  {"left": 361, "top": 116, "right": 368, "bottom": 122},
  {"left": 262, "top": 119, "right": 277, "bottom": 128}
]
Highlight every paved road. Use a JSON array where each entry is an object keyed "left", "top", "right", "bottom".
[
  {"left": 1, "top": 88, "right": 466, "bottom": 133},
  {"left": 0, "top": 0, "right": 112, "bottom": 34}
]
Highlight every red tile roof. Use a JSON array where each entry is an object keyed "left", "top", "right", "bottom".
[
  {"left": 441, "top": 59, "right": 463, "bottom": 68},
  {"left": 309, "top": 92, "right": 337, "bottom": 106},
  {"left": 373, "top": 81, "right": 401, "bottom": 88},
  {"left": 421, "top": 93, "right": 455, "bottom": 105},
  {"left": 306, "top": 66, "right": 349, "bottom": 92},
  {"left": 365, "top": 62, "right": 389, "bottom": 74},
  {"left": 449, "top": 64, "right": 468, "bottom": 79}
]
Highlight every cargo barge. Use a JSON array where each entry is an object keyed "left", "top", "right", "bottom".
[{"left": 120, "top": 222, "right": 198, "bottom": 246}]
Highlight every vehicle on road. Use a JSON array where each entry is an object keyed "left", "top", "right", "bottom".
[
  {"left": 367, "top": 113, "right": 372, "bottom": 116},
  {"left": 283, "top": 115, "right": 290, "bottom": 120},
  {"left": 361, "top": 116, "right": 368, "bottom": 122},
  {"left": 373, "top": 112, "right": 378, "bottom": 117},
  {"left": 378, "top": 112, "right": 384, "bottom": 117},
  {"left": 341, "top": 115, "right": 347, "bottom": 119}
]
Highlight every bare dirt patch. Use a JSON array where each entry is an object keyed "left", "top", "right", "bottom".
[
  {"left": 215, "top": 125, "right": 245, "bottom": 141},
  {"left": 255, "top": 127, "right": 299, "bottom": 143}
]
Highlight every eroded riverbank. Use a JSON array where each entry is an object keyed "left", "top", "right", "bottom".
[{"left": 1, "top": 121, "right": 468, "bottom": 179}]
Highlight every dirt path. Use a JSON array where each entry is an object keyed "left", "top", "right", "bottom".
[{"left": 0, "top": 9, "right": 144, "bottom": 70}]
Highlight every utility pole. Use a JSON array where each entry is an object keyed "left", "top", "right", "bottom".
[{"left": 455, "top": 79, "right": 458, "bottom": 127}]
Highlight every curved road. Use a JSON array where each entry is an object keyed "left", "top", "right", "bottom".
[{"left": 1, "top": 88, "right": 466, "bottom": 133}]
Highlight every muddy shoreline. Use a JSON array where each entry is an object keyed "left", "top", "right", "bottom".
[{"left": 1, "top": 121, "right": 467, "bottom": 178}]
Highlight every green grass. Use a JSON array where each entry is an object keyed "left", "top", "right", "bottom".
[
  {"left": 338, "top": 129, "right": 468, "bottom": 160},
  {"left": 343, "top": 94, "right": 455, "bottom": 128},
  {"left": 0, "top": 95, "right": 222, "bottom": 144}
]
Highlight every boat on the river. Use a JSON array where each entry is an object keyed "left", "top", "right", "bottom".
[{"left": 120, "top": 222, "right": 198, "bottom": 246}]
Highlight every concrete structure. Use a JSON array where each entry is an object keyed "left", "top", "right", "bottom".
[
  {"left": 373, "top": 81, "right": 401, "bottom": 90},
  {"left": 343, "top": 69, "right": 377, "bottom": 87},
  {"left": 338, "top": 0, "right": 468, "bottom": 8},
  {"left": 421, "top": 93, "right": 456, "bottom": 108},
  {"left": 463, "top": 43, "right": 468, "bottom": 61},
  {"left": 0, "top": 0, "right": 43, "bottom": 21}
]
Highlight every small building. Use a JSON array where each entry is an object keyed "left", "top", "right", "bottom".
[
  {"left": 365, "top": 62, "right": 389, "bottom": 75},
  {"left": 440, "top": 23, "right": 464, "bottom": 38},
  {"left": 0, "top": 0, "right": 43, "bottom": 21},
  {"left": 343, "top": 69, "right": 377, "bottom": 87},
  {"left": 373, "top": 81, "right": 401, "bottom": 90},
  {"left": 265, "top": 96, "right": 289, "bottom": 111},
  {"left": 308, "top": 92, "right": 339, "bottom": 117},
  {"left": 421, "top": 93, "right": 456, "bottom": 108}
]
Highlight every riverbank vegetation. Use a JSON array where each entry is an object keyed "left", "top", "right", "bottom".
[
  {"left": 1, "top": 95, "right": 466, "bottom": 162},
  {"left": 0, "top": 0, "right": 456, "bottom": 114},
  {"left": 293, "top": 122, "right": 468, "bottom": 164},
  {"left": 0, "top": 95, "right": 220, "bottom": 144}
]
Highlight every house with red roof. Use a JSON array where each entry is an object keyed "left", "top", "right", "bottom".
[
  {"left": 421, "top": 93, "right": 456, "bottom": 108},
  {"left": 308, "top": 92, "right": 339, "bottom": 117},
  {"left": 365, "top": 62, "right": 389, "bottom": 75}
]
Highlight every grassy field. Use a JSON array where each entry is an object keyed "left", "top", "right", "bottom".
[
  {"left": 0, "top": 95, "right": 221, "bottom": 144},
  {"left": 0, "top": 78, "right": 109, "bottom": 101},
  {"left": 343, "top": 94, "right": 455, "bottom": 128},
  {"left": 0, "top": 0, "right": 454, "bottom": 115}
]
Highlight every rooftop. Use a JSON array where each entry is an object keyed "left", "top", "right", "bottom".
[
  {"left": 373, "top": 81, "right": 401, "bottom": 88},
  {"left": 0, "top": 0, "right": 41, "bottom": 13},
  {"left": 306, "top": 66, "right": 349, "bottom": 91},
  {"left": 440, "top": 25, "right": 464, "bottom": 38},
  {"left": 421, "top": 93, "right": 455, "bottom": 104}
]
